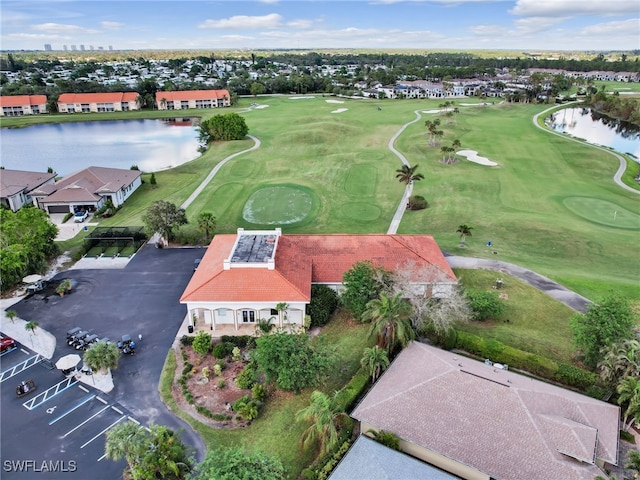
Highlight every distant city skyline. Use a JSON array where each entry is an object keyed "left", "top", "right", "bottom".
[{"left": 1, "top": 0, "right": 638, "bottom": 52}]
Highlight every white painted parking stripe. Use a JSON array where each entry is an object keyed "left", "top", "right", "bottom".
[
  {"left": 96, "top": 396, "right": 108, "bottom": 405},
  {"left": 81, "top": 416, "right": 126, "bottom": 449},
  {"left": 78, "top": 385, "right": 89, "bottom": 393},
  {"left": 111, "top": 406, "right": 123, "bottom": 415},
  {"left": 62, "top": 404, "right": 110, "bottom": 438},
  {"left": 49, "top": 394, "right": 96, "bottom": 425}
]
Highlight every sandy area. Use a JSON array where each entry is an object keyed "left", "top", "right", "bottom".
[
  {"left": 459, "top": 102, "right": 491, "bottom": 106},
  {"left": 288, "top": 96, "right": 315, "bottom": 100},
  {"left": 331, "top": 108, "right": 348, "bottom": 114},
  {"left": 422, "top": 109, "right": 444, "bottom": 114},
  {"left": 457, "top": 149, "right": 499, "bottom": 166},
  {"left": 326, "top": 99, "right": 344, "bottom": 104},
  {"left": 253, "top": 105, "right": 269, "bottom": 109}
]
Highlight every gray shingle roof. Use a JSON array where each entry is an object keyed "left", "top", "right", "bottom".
[{"left": 351, "top": 342, "right": 619, "bottom": 480}]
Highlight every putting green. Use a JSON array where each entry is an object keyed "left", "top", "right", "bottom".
[
  {"left": 242, "top": 185, "right": 317, "bottom": 225},
  {"left": 562, "top": 197, "right": 640, "bottom": 229},
  {"left": 337, "top": 202, "right": 382, "bottom": 222}
]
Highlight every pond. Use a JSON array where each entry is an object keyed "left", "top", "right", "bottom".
[
  {"left": 545, "top": 107, "right": 640, "bottom": 159},
  {"left": 0, "top": 118, "right": 201, "bottom": 176}
]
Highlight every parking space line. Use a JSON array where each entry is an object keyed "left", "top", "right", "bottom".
[
  {"left": 78, "top": 385, "right": 90, "bottom": 393},
  {"left": 0, "top": 354, "right": 42, "bottom": 383},
  {"left": 49, "top": 394, "right": 96, "bottom": 425},
  {"left": 96, "top": 396, "right": 108, "bottom": 405},
  {"left": 0, "top": 346, "right": 17, "bottom": 357},
  {"left": 22, "top": 376, "right": 77, "bottom": 410},
  {"left": 80, "top": 415, "right": 127, "bottom": 449},
  {"left": 62, "top": 404, "right": 111, "bottom": 438},
  {"left": 111, "top": 406, "right": 123, "bottom": 415}
]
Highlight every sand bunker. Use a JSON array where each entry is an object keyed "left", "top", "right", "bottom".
[
  {"left": 422, "top": 109, "right": 444, "bottom": 114},
  {"left": 331, "top": 108, "right": 348, "bottom": 114},
  {"left": 457, "top": 149, "right": 498, "bottom": 166},
  {"left": 254, "top": 105, "right": 269, "bottom": 109},
  {"left": 459, "top": 103, "right": 490, "bottom": 106},
  {"left": 289, "top": 96, "right": 315, "bottom": 100},
  {"left": 326, "top": 99, "right": 344, "bottom": 104}
]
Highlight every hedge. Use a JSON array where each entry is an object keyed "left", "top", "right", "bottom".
[
  {"left": 334, "top": 367, "right": 370, "bottom": 413},
  {"left": 455, "top": 331, "right": 601, "bottom": 392}
]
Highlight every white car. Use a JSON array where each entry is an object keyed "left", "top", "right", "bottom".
[{"left": 73, "top": 211, "right": 88, "bottom": 223}]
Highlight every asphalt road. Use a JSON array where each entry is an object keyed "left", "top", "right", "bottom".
[{"left": 3, "top": 244, "right": 208, "bottom": 478}]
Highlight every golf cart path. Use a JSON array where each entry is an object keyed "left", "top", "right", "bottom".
[
  {"left": 532, "top": 104, "right": 639, "bottom": 195},
  {"left": 446, "top": 255, "right": 592, "bottom": 312},
  {"left": 180, "top": 134, "right": 261, "bottom": 210}
]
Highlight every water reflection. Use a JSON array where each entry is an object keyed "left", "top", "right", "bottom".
[
  {"left": 545, "top": 108, "right": 640, "bottom": 158},
  {"left": 0, "top": 118, "right": 201, "bottom": 176}
]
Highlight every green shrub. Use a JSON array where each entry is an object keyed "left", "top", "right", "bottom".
[
  {"left": 181, "top": 362, "right": 193, "bottom": 376},
  {"left": 334, "top": 368, "right": 370, "bottom": 412},
  {"left": 316, "top": 441, "right": 352, "bottom": 480},
  {"left": 221, "top": 335, "right": 255, "bottom": 349},
  {"left": 192, "top": 331, "right": 212, "bottom": 356},
  {"left": 620, "top": 430, "right": 635, "bottom": 443},
  {"left": 585, "top": 385, "right": 610, "bottom": 400},
  {"left": 232, "top": 346, "right": 241, "bottom": 361},
  {"left": 180, "top": 335, "right": 194, "bottom": 346},
  {"left": 212, "top": 413, "right": 232, "bottom": 422},
  {"left": 212, "top": 341, "right": 234, "bottom": 359},
  {"left": 217, "top": 379, "right": 226, "bottom": 389},
  {"left": 232, "top": 395, "right": 260, "bottom": 420},
  {"left": 307, "top": 285, "right": 340, "bottom": 327},
  {"left": 62, "top": 212, "right": 73, "bottom": 223},
  {"left": 465, "top": 289, "right": 505, "bottom": 321},
  {"left": 555, "top": 363, "right": 599, "bottom": 390},
  {"left": 406, "top": 195, "right": 428, "bottom": 210},
  {"left": 252, "top": 383, "right": 267, "bottom": 402},
  {"left": 300, "top": 468, "right": 317, "bottom": 480},
  {"left": 236, "top": 363, "right": 257, "bottom": 389}
]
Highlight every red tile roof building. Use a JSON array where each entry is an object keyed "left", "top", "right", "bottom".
[
  {"left": 0, "top": 95, "right": 48, "bottom": 116},
  {"left": 57, "top": 92, "right": 140, "bottom": 113},
  {"left": 180, "top": 228, "right": 457, "bottom": 335},
  {"left": 352, "top": 342, "right": 620, "bottom": 480},
  {"left": 155, "top": 90, "right": 230, "bottom": 110}
]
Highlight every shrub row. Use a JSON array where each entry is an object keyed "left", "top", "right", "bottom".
[
  {"left": 455, "top": 331, "right": 601, "bottom": 393},
  {"left": 195, "top": 405, "right": 231, "bottom": 422},
  {"left": 221, "top": 335, "right": 256, "bottom": 349},
  {"left": 334, "top": 368, "right": 370, "bottom": 413}
]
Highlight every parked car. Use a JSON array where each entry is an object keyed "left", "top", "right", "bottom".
[
  {"left": 1, "top": 336, "right": 16, "bottom": 353},
  {"left": 193, "top": 258, "right": 201, "bottom": 271},
  {"left": 74, "top": 210, "right": 89, "bottom": 223}
]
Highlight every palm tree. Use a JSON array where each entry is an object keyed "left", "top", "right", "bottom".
[
  {"left": 395, "top": 164, "right": 424, "bottom": 185},
  {"left": 363, "top": 293, "right": 415, "bottom": 353},
  {"left": 456, "top": 224, "right": 473, "bottom": 246},
  {"left": 197, "top": 211, "right": 217, "bottom": 241},
  {"left": 360, "top": 346, "right": 390, "bottom": 383},
  {"left": 25, "top": 321, "right": 39, "bottom": 335},
  {"left": 83, "top": 341, "right": 120, "bottom": 374},
  {"left": 617, "top": 376, "right": 640, "bottom": 432},
  {"left": 5, "top": 310, "right": 17, "bottom": 324},
  {"left": 598, "top": 339, "right": 640, "bottom": 385},
  {"left": 296, "top": 391, "right": 347, "bottom": 456},
  {"left": 105, "top": 422, "right": 147, "bottom": 474}
]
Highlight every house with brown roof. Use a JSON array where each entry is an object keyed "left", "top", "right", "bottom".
[
  {"left": 351, "top": 342, "right": 620, "bottom": 480},
  {"left": 180, "top": 228, "right": 457, "bottom": 335},
  {"left": 35, "top": 166, "right": 142, "bottom": 214},
  {"left": 0, "top": 169, "right": 56, "bottom": 211},
  {"left": 155, "top": 90, "right": 230, "bottom": 110},
  {"left": 57, "top": 92, "right": 140, "bottom": 113},
  {"left": 0, "top": 95, "right": 48, "bottom": 116}
]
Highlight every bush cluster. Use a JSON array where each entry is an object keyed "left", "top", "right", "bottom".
[
  {"left": 232, "top": 395, "right": 260, "bottom": 420},
  {"left": 333, "top": 368, "right": 369, "bottom": 412},
  {"left": 212, "top": 341, "right": 234, "bottom": 359},
  {"left": 180, "top": 335, "right": 194, "bottom": 346},
  {"left": 221, "top": 335, "right": 256, "bottom": 349},
  {"left": 307, "top": 285, "right": 340, "bottom": 327},
  {"left": 236, "top": 363, "right": 257, "bottom": 390},
  {"left": 465, "top": 289, "right": 505, "bottom": 321}
]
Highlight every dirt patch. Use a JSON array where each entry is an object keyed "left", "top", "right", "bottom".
[{"left": 172, "top": 345, "right": 254, "bottom": 428}]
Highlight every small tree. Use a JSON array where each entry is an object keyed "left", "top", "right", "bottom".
[
  {"left": 306, "top": 284, "right": 339, "bottom": 327},
  {"left": 570, "top": 292, "right": 637, "bottom": 369},
  {"left": 83, "top": 341, "right": 120, "bottom": 374},
  {"left": 25, "top": 321, "right": 39, "bottom": 335},
  {"left": 466, "top": 289, "right": 504, "bottom": 322},
  {"left": 456, "top": 224, "right": 473, "bottom": 246},
  {"left": 360, "top": 346, "right": 390, "bottom": 383},
  {"left": 190, "top": 448, "right": 285, "bottom": 480},
  {"left": 395, "top": 164, "right": 424, "bottom": 184},
  {"left": 296, "top": 390, "right": 348, "bottom": 456},
  {"left": 5, "top": 310, "right": 17, "bottom": 324},
  {"left": 341, "top": 260, "right": 393, "bottom": 322},
  {"left": 149, "top": 172, "right": 157, "bottom": 188},
  {"left": 197, "top": 212, "right": 216, "bottom": 241},
  {"left": 617, "top": 376, "right": 640, "bottom": 432},
  {"left": 192, "top": 331, "right": 212, "bottom": 357},
  {"left": 143, "top": 200, "right": 187, "bottom": 243}
]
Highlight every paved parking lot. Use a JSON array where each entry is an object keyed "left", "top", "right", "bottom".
[{"left": 1, "top": 245, "right": 207, "bottom": 478}]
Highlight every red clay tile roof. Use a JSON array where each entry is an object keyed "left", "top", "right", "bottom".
[
  {"left": 57, "top": 92, "right": 138, "bottom": 104},
  {"left": 180, "top": 233, "right": 456, "bottom": 304},
  {"left": 351, "top": 342, "right": 619, "bottom": 480},
  {"left": 155, "top": 90, "right": 230, "bottom": 102},
  {"left": 0, "top": 95, "right": 47, "bottom": 107}
]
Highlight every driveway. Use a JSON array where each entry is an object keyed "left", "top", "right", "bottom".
[{"left": 4, "top": 244, "right": 208, "bottom": 476}]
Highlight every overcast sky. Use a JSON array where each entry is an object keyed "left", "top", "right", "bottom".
[{"left": 1, "top": 0, "right": 638, "bottom": 52}]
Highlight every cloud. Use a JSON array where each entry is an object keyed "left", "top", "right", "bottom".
[
  {"left": 6, "top": 32, "right": 64, "bottom": 40},
  {"left": 287, "top": 19, "right": 314, "bottom": 29},
  {"left": 257, "top": 0, "right": 280, "bottom": 4},
  {"left": 511, "top": 0, "right": 639, "bottom": 17},
  {"left": 513, "top": 16, "right": 565, "bottom": 34},
  {"left": 101, "top": 21, "right": 124, "bottom": 30},
  {"left": 198, "top": 13, "right": 282, "bottom": 29},
  {"left": 470, "top": 24, "right": 508, "bottom": 36},
  {"left": 580, "top": 18, "right": 640, "bottom": 36},
  {"left": 31, "top": 23, "right": 98, "bottom": 34},
  {"left": 371, "top": 0, "right": 501, "bottom": 4}
]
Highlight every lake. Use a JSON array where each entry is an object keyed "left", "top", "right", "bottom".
[
  {"left": 0, "top": 118, "right": 201, "bottom": 176},
  {"left": 545, "top": 107, "right": 640, "bottom": 159}
]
